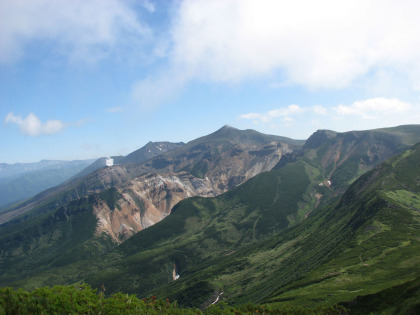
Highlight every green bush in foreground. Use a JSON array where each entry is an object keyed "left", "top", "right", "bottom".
[
  {"left": 206, "top": 302, "right": 347, "bottom": 314},
  {"left": 0, "top": 284, "right": 347, "bottom": 314},
  {"left": 0, "top": 283, "right": 195, "bottom": 315}
]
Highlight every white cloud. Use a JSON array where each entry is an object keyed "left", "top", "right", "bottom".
[
  {"left": 171, "top": 0, "right": 420, "bottom": 88},
  {"left": 132, "top": 0, "right": 420, "bottom": 107},
  {"left": 239, "top": 113, "right": 261, "bottom": 120},
  {"left": 239, "top": 104, "right": 328, "bottom": 124},
  {"left": 268, "top": 105, "right": 303, "bottom": 118},
  {"left": 4, "top": 112, "right": 66, "bottom": 136},
  {"left": 0, "top": 0, "right": 150, "bottom": 64},
  {"left": 238, "top": 97, "right": 420, "bottom": 138},
  {"left": 238, "top": 97, "right": 419, "bottom": 136},
  {"left": 239, "top": 105, "right": 304, "bottom": 124},
  {"left": 334, "top": 98, "right": 412, "bottom": 119}
]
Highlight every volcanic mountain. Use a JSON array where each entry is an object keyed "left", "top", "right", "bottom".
[
  {"left": 0, "top": 125, "right": 302, "bottom": 284},
  {"left": 1, "top": 124, "right": 419, "bottom": 315},
  {"left": 75, "top": 127, "right": 419, "bottom": 312}
]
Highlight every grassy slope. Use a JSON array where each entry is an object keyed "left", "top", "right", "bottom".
[
  {"left": 32, "top": 142, "right": 418, "bottom": 311},
  {"left": 123, "top": 142, "right": 420, "bottom": 310},
  {"left": 1, "top": 126, "right": 419, "bottom": 313},
  {"left": 84, "top": 161, "right": 312, "bottom": 298},
  {"left": 340, "top": 276, "right": 420, "bottom": 314},
  {"left": 265, "top": 143, "right": 420, "bottom": 312},
  {"left": 0, "top": 160, "right": 312, "bottom": 302},
  {"left": 0, "top": 189, "right": 120, "bottom": 288}
]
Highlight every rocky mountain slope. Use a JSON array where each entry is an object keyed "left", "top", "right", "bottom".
[
  {"left": 0, "top": 141, "right": 184, "bottom": 225},
  {"left": 120, "top": 141, "right": 185, "bottom": 165},
  {"left": 1, "top": 124, "right": 419, "bottom": 314},
  {"left": 0, "top": 126, "right": 301, "bottom": 284},
  {"left": 59, "top": 133, "right": 419, "bottom": 313},
  {"left": 1, "top": 126, "right": 299, "bottom": 232},
  {"left": 72, "top": 141, "right": 185, "bottom": 180}
]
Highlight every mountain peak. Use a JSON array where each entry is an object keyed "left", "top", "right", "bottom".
[
  {"left": 121, "top": 141, "right": 184, "bottom": 165},
  {"left": 303, "top": 129, "right": 337, "bottom": 149},
  {"left": 204, "top": 124, "right": 240, "bottom": 139},
  {"left": 216, "top": 124, "right": 238, "bottom": 132}
]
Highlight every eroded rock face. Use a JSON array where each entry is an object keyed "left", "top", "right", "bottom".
[
  {"left": 93, "top": 200, "right": 141, "bottom": 243},
  {"left": 93, "top": 172, "right": 216, "bottom": 243},
  {"left": 93, "top": 142, "right": 292, "bottom": 243}
]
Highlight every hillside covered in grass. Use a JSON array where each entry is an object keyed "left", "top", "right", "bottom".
[
  {"left": 1, "top": 127, "right": 419, "bottom": 314},
  {"left": 83, "top": 142, "right": 420, "bottom": 312}
]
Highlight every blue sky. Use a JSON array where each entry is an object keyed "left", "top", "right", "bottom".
[{"left": 1, "top": 0, "right": 420, "bottom": 163}]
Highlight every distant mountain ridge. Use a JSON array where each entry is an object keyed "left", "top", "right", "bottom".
[
  {"left": 0, "top": 160, "right": 93, "bottom": 180},
  {"left": 0, "top": 126, "right": 299, "bottom": 268},
  {"left": 0, "top": 140, "right": 186, "bottom": 223},
  {"left": 72, "top": 141, "right": 185, "bottom": 180},
  {"left": 1, "top": 124, "right": 420, "bottom": 314},
  {"left": 0, "top": 159, "right": 95, "bottom": 209},
  {"left": 121, "top": 141, "right": 185, "bottom": 165}
]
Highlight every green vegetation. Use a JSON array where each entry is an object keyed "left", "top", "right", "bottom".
[
  {"left": 340, "top": 276, "right": 420, "bottom": 314},
  {"left": 0, "top": 283, "right": 347, "bottom": 314},
  {"left": 0, "top": 283, "right": 194, "bottom": 314},
  {"left": 0, "top": 192, "right": 117, "bottom": 287},
  {"left": 264, "top": 144, "right": 420, "bottom": 312},
  {"left": 99, "top": 187, "right": 122, "bottom": 211},
  {"left": 190, "top": 161, "right": 209, "bottom": 179},
  {"left": 87, "top": 142, "right": 420, "bottom": 311},
  {"left": 1, "top": 126, "right": 420, "bottom": 313}
]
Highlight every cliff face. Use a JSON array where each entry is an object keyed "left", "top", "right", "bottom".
[
  {"left": 0, "top": 126, "right": 302, "bottom": 283},
  {"left": 93, "top": 142, "right": 292, "bottom": 243}
]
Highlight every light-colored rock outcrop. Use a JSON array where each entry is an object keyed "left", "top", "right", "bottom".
[{"left": 93, "top": 142, "right": 291, "bottom": 243}]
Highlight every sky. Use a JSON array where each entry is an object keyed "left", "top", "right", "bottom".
[{"left": 1, "top": 0, "right": 420, "bottom": 163}]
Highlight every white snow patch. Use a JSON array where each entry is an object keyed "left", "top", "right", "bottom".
[{"left": 105, "top": 158, "right": 113, "bottom": 167}]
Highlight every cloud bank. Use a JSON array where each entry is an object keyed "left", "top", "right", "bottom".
[
  {"left": 239, "top": 97, "right": 419, "bottom": 134},
  {"left": 0, "top": 0, "right": 150, "bottom": 64},
  {"left": 2, "top": 0, "right": 420, "bottom": 111},
  {"left": 4, "top": 112, "right": 65, "bottom": 136},
  {"left": 133, "top": 0, "right": 420, "bottom": 107},
  {"left": 173, "top": 0, "right": 420, "bottom": 87},
  {"left": 239, "top": 105, "right": 304, "bottom": 123},
  {"left": 334, "top": 98, "right": 412, "bottom": 119}
]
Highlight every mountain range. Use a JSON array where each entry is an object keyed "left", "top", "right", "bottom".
[
  {"left": 0, "top": 159, "right": 95, "bottom": 209},
  {"left": 0, "top": 124, "right": 419, "bottom": 314}
]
